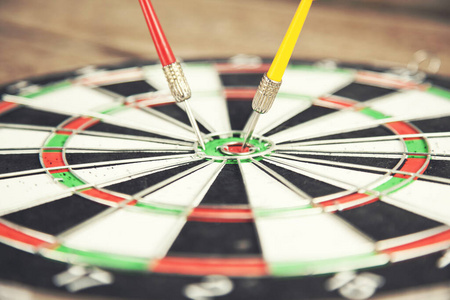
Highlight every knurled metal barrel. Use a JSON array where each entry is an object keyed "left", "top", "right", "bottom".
[
  {"left": 162, "top": 61, "right": 191, "bottom": 102},
  {"left": 252, "top": 73, "right": 282, "bottom": 114}
]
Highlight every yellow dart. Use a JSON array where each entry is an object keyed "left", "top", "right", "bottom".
[{"left": 242, "top": 0, "right": 313, "bottom": 148}]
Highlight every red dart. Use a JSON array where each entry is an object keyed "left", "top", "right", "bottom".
[
  {"left": 138, "top": 0, "right": 205, "bottom": 150},
  {"left": 138, "top": 0, "right": 175, "bottom": 66}
]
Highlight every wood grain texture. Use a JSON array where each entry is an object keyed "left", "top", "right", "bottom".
[{"left": 0, "top": 0, "right": 449, "bottom": 85}]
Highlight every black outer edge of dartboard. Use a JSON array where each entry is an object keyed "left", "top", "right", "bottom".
[
  {"left": 0, "top": 241, "right": 449, "bottom": 300},
  {"left": 2, "top": 58, "right": 450, "bottom": 96}
]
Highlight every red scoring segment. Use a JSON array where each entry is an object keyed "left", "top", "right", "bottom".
[
  {"left": 62, "top": 117, "right": 99, "bottom": 131},
  {"left": 382, "top": 229, "right": 450, "bottom": 254},
  {"left": 153, "top": 257, "right": 268, "bottom": 276},
  {"left": 139, "top": 0, "right": 176, "bottom": 66},
  {"left": 0, "top": 101, "right": 17, "bottom": 114},
  {"left": 0, "top": 222, "right": 49, "bottom": 248},
  {"left": 188, "top": 207, "right": 254, "bottom": 223}
]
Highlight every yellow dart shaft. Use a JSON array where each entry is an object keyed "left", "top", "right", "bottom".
[{"left": 267, "top": 0, "right": 313, "bottom": 82}]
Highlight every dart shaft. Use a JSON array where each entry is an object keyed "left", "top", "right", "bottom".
[
  {"left": 242, "top": 0, "right": 313, "bottom": 144},
  {"left": 267, "top": 0, "right": 313, "bottom": 82},
  {"left": 138, "top": 0, "right": 204, "bottom": 149},
  {"left": 139, "top": 0, "right": 175, "bottom": 66},
  {"left": 138, "top": 2, "right": 192, "bottom": 102}
]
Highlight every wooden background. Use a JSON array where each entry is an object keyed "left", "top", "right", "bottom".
[{"left": 0, "top": 0, "right": 449, "bottom": 86}]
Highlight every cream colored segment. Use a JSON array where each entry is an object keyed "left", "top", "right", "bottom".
[
  {"left": 269, "top": 110, "right": 378, "bottom": 143},
  {"left": 144, "top": 63, "right": 222, "bottom": 93},
  {"left": 77, "top": 67, "right": 143, "bottom": 86},
  {"left": 182, "top": 64, "right": 223, "bottom": 92},
  {"left": 367, "top": 90, "right": 450, "bottom": 119},
  {"left": 187, "top": 93, "right": 232, "bottom": 132},
  {"left": 279, "top": 139, "right": 405, "bottom": 155},
  {"left": 0, "top": 174, "right": 69, "bottom": 216},
  {"left": 256, "top": 213, "right": 374, "bottom": 262},
  {"left": 279, "top": 67, "right": 354, "bottom": 97},
  {"left": 383, "top": 180, "right": 450, "bottom": 226},
  {"left": 0, "top": 128, "right": 50, "bottom": 149},
  {"left": 240, "top": 163, "right": 310, "bottom": 209},
  {"left": 66, "top": 134, "right": 192, "bottom": 151},
  {"left": 28, "top": 86, "right": 117, "bottom": 115},
  {"left": 427, "top": 137, "right": 450, "bottom": 156},
  {"left": 140, "top": 65, "right": 166, "bottom": 91},
  {"left": 265, "top": 159, "right": 352, "bottom": 190},
  {"left": 62, "top": 209, "right": 185, "bottom": 258},
  {"left": 268, "top": 157, "right": 387, "bottom": 189},
  {"left": 140, "top": 163, "right": 223, "bottom": 207},
  {"left": 72, "top": 156, "right": 195, "bottom": 186},
  {"left": 105, "top": 107, "right": 196, "bottom": 141},
  {"left": 255, "top": 96, "right": 312, "bottom": 135}
]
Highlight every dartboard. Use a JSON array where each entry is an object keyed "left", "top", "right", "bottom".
[{"left": 0, "top": 59, "right": 449, "bottom": 300}]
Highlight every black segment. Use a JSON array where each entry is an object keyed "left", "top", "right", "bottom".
[
  {"left": 200, "top": 164, "right": 248, "bottom": 205},
  {"left": 261, "top": 160, "right": 345, "bottom": 197},
  {"left": 2, "top": 195, "right": 107, "bottom": 235},
  {"left": 299, "top": 126, "right": 394, "bottom": 143},
  {"left": 277, "top": 154, "right": 400, "bottom": 171},
  {"left": 86, "top": 122, "right": 184, "bottom": 141},
  {"left": 265, "top": 106, "right": 336, "bottom": 137},
  {"left": 100, "top": 80, "right": 157, "bottom": 96},
  {"left": 168, "top": 221, "right": 262, "bottom": 255},
  {"left": 423, "top": 160, "right": 450, "bottom": 179},
  {"left": 0, "top": 153, "right": 41, "bottom": 174},
  {"left": 227, "top": 99, "right": 254, "bottom": 130},
  {"left": 333, "top": 82, "right": 396, "bottom": 101},
  {"left": 411, "top": 116, "right": 450, "bottom": 133},
  {"left": 104, "top": 160, "right": 204, "bottom": 195},
  {"left": 0, "top": 243, "right": 68, "bottom": 290},
  {"left": 150, "top": 103, "right": 210, "bottom": 133},
  {"left": 336, "top": 201, "right": 441, "bottom": 241},
  {"left": 373, "top": 252, "right": 450, "bottom": 292},
  {"left": 427, "top": 75, "right": 450, "bottom": 90},
  {"left": 219, "top": 73, "right": 264, "bottom": 87},
  {"left": 66, "top": 151, "right": 192, "bottom": 165},
  {"left": 0, "top": 106, "right": 69, "bottom": 126}
]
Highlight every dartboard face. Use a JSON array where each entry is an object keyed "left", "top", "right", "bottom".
[{"left": 0, "top": 59, "right": 449, "bottom": 300}]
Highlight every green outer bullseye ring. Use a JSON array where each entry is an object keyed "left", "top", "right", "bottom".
[{"left": 197, "top": 132, "right": 274, "bottom": 164}]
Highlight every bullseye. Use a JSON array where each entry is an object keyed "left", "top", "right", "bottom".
[
  {"left": 196, "top": 131, "right": 275, "bottom": 162},
  {"left": 218, "top": 142, "right": 257, "bottom": 156}
]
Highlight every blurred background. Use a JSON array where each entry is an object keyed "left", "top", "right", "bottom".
[{"left": 0, "top": 0, "right": 449, "bottom": 85}]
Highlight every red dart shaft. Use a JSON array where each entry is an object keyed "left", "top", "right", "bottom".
[{"left": 139, "top": 0, "right": 176, "bottom": 66}]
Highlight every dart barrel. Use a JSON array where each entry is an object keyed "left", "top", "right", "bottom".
[
  {"left": 252, "top": 73, "right": 282, "bottom": 114},
  {"left": 162, "top": 61, "right": 192, "bottom": 102}
]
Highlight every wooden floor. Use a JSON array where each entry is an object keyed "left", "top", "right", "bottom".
[{"left": 0, "top": 0, "right": 449, "bottom": 86}]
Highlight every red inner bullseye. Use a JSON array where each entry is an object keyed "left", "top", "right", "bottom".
[{"left": 226, "top": 143, "right": 250, "bottom": 154}]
